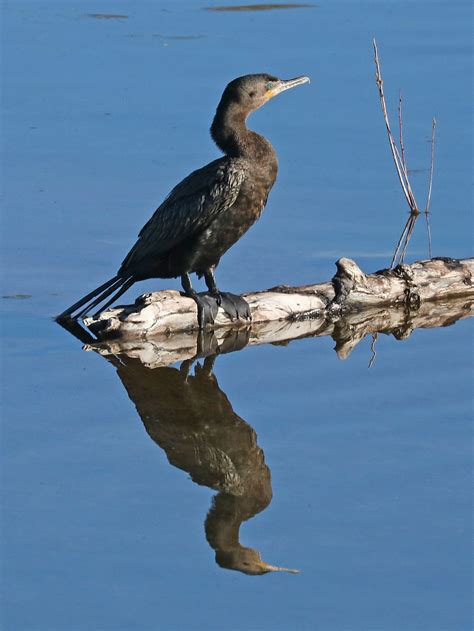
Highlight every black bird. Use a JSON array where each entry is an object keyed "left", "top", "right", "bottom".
[{"left": 57, "top": 73, "right": 310, "bottom": 328}]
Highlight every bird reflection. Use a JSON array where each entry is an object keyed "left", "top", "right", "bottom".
[{"left": 107, "top": 347, "right": 298, "bottom": 575}]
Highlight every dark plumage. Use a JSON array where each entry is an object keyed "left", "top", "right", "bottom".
[{"left": 57, "top": 73, "right": 310, "bottom": 327}]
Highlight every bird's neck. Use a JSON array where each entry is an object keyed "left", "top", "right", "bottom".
[{"left": 211, "top": 102, "right": 275, "bottom": 161}]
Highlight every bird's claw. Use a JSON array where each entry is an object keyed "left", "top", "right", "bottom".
[
  {"left": 215, "top": 292, "right": 252, "bottom": 322},
  {"left": 191, "top": 290, "right": 251, "bottom": 328},
  {"left": 195, "top": 293, "right": 219, "bottom": 329}
]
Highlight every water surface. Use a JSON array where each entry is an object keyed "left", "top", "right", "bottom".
[{"left": 1, "top": 1, "right": 472, "bottom": 630}]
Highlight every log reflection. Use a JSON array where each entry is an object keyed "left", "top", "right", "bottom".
[
  {"left": 86, "top": 296, "right": 473, "bottom": 367},
  {"left": 106, "top": 346, "right": 298, "bottom": 575}
]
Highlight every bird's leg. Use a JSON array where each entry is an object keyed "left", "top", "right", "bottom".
[
  {"left": 181, "top": 273, "right": 218, "bottom": 329},
  {"left": 203, "top": 269, "right": 252, "bottom": 322},
  {"left": 203, "top": 268, "right": 220, "bottom": 297}
]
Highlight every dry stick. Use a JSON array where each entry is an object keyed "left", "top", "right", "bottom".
[
  {"left": 424, "top": 118, "right": 437, "bottom": 259},
  {"left": 373, "top": 41, "right": 416, "bottom": 211},
  {"left": 391, "top": 213, "right": 415, "bottom": 267},
  {"left": 398, "top": 92, "right": 408, "bottom": 175},
  {"left": 396, "top": 93, "right": 420, "bottom": 265},
  {"left": 400, "top": 213, "right": 418, "bottom": 262},
  {"left": 397, "top": 94, "right": 420, "bottom": 264},
  {"left": 373, "top": 39, "right": 423, "bottom": 268}
]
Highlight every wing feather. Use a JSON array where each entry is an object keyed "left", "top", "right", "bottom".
[{"left": 120, "top": 157, "right": 246, "bottom": 273}]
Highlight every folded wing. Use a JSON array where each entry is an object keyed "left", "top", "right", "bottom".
[{"left": 120, "top": 157, "right": 246, "bottom": 274}]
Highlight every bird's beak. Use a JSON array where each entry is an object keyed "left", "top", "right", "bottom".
[
  {"left": 266, "top": 76, "right": 310, "bottom": 99},
  {"left": 258, "top": 561, "right": 301, "bottom": 574}
]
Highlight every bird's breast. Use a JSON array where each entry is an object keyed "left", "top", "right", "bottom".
[{"left": 190, "top": 165, "right": 277, "bottom": 272}]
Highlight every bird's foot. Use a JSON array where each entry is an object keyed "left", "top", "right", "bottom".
[
  {"left": 212, "top": 292, "right": 252, "bottom": 322},
  {"left": 193, "top": 292, "right": 220, "bottom": 329}
]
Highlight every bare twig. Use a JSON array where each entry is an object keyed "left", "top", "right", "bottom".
[
  {"left": 374, "top": 40, "right": 418, "bottom": 214},
  {"left": 373, "top": 39, "right": 438, "bottom": 268},
  {"left": 400, "top": 213, "right": 418, "bottom": 263},
  {"left": 391, "top": 216, "right": 410, "bottom": 268},
  {"left": 398, "top": 92, "right": 407, "bottom": 175},
  {"left": 391, "top": 212, "right": 419, "bottom": 267},
  {"left": 424, "top": 117, "right": 437, "bottom": 259}
]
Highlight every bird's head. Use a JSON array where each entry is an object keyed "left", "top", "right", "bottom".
[{"left": 221, "top": 73, "right": 310, "bottom": 113}]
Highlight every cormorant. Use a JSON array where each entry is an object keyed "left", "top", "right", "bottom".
[{"left": 57, "top": 73, "right": 310, "bottom": 328}]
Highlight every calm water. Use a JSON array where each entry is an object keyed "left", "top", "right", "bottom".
[{"left": 1, "top": 1, "right": 472, "bottom": 630}]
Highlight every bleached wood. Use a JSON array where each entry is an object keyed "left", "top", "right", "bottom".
[{"left": 82, "top": 257, "right": 474, "bottom": 341}]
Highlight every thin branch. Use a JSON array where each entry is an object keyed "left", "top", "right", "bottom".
[
  {"left": 400, "top": 213, "right": 419, "bottom": 263},
  {"left": 425, "top": 216, "right": 433, "bottom": 260},
  {"left": 391, "top": 212, "right": 420, "bottom": 268},
  {"left": 424, "top": 117, "right": 437, "bottom": 259},
  {"left": 425, "top": 118, "right": 437, "bottom": 215},
  {"left": 391, "top": 213, "right": 413, "bottom": 268},
  {"left": 373, "top": 38, "right": 429, "bottom": 269},
  {"left": 398, "top": 92, "right": 407, "bottom": 175},
  {"left": 373, "top": 40, "right": 419, "bottom": 217},
  {"left": 373, "top": 40, "right": 415, "bottom": 212}
]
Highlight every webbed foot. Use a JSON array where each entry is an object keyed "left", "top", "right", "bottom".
[
  {"left": 194, "top": 292, "right": 219, "bottom": 329},
  {"left": 181, "top": 272, "right": 220, "bottom": 329},
  {"left": 213, "top": 292, "right": 252, "bottom": 322}
]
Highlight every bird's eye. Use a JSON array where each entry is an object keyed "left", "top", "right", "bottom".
[{"left": 266, "top": 82, "right": 275, "bottom": 91}]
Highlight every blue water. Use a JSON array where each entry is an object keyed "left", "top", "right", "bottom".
[{"left": 1, "top": 1, "right": 472, "bottom": 630}]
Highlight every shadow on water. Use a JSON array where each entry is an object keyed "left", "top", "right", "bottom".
[{"left": 103, "top": 343, "right": 299, "bottom": 576}]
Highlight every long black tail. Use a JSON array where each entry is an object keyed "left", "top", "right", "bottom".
[{"left": 56, "top": 275, "right": 135, "bottom": 321}]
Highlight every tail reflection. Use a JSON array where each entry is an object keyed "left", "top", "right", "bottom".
[{"left": 111, "top": 353, "right": 298, "bottom": 575}]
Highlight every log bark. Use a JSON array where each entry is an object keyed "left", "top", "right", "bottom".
[{"left": 83, "top": 257, "right": 473, "bottom": 341}]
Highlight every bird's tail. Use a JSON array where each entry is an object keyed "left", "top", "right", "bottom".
[{"left": 56, "top": 275, "right": 135, "bottom": 321}]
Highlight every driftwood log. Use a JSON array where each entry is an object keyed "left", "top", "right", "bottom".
[{"left": 83, "top": 257, "right": 473, "bottom": 342}]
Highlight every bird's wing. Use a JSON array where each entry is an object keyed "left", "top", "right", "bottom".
[{"left": 120, "top": 157, "right": 246, "bottom": 272}]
